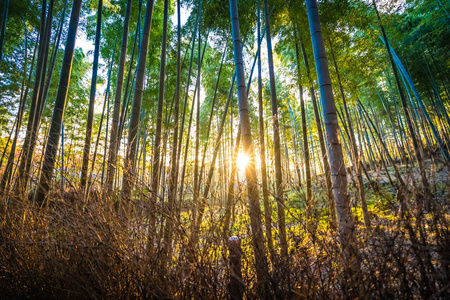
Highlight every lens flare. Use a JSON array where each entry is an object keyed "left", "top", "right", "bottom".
[{"left": 236, "top": 152, "right": 250, "bottom": 172}]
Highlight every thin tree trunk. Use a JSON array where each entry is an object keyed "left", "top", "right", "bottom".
[
  {"left": 296, "top": 10, "right": 337, "bottom": 229},
  {"left": 400, "top": 70, "right": 433, "bottom": 156},
  {"left": 121, "top": 0, "right": 155, "bottom": 201},
  {"left": 263, "top": 0, "right": 287, "bottom": 258},
  {"left": 372, "top": 0, "right": 431, "bottom": 202},
  {"left": 229, "top": 0, "right": 270, "bottom": 297},
  {"left": 357, "top": 99, "right": 405, "bottom": 187},
  {"left": 177, "top": 39, "right": 208, "bottom": 220},
  {"left": 118, "top": 12, "right": 141, "bottom": 146},
  {"left": 385, "top": 69, "right": 412, "bottom": 162},
  {"left": 0, "top": 22, "right": 36, "bottom": 193},
  {"left": 357, "top": 108, "right": 376, "bottom": 170},
  {"left": 107, "top": 0, "right": 133, "bottom": 195},
  {"left": 328, "top": 37, "right": 370, "bottom": 228},
  {"left": 80, "top": 0, "right": 102, "bottom": 188},
  {"left": 224, "top": 126, "right": 240, "bottom": 250},
  {"left": 290, "top": 0, "right": 312, "bottom": 231},
  {"left": 178, "top": 84, "right": 199, "bottom": 224},
  {"left": 35, "top": 0, "right": 82, "bottom": 204},
  {"left": 0, "top": 0, "right": 9, "bottom": 61},
  {"left": 41, "top": 0, "right": 68, "bottom": 112},
  {"left": 191, "top": 69, "right": 234, "bottom": 250},
  {"left": 146, "top": 0, "right": 167, "bottom": 247},
  {"left": 283, "top": 92, "right": 303, "bottom": 188},
  {"left": 86, "top": 38, "right": 116, "bottom": 196},
  {"left": 197, "top": 45, "right": 227, "bottom": 200},
  {"left": 0, "top": 119, "right": 16, "bottom": 171},
  {"left": 61, "top": 122, "right": 64, "bottom": 193},
  {"left": 25, "top": 0, "right": 55, "bottom": 187},
  {"left": 16, "top": 0, "right": 52, "bottom": 195},
  {"left": 257, "top": 0, "right": 273, "bottom": 259},
  {"left": 203, "top": 24, "right": 266, "bottom": 251},
  {"left": 282, "top": 122, "right": 291, "bottom": 184},
  {"left": 377, "top": 91, "right": 407, "bottom": 162},
  {"left": 176, "top": 22, "right": 197, "bottom": 181},
  {"left": 119, "top": 70, "right": 137, "bottom": 141},
  {"left": 305, "top": 0, "right": 358, "bottom": 277},
  {"left": 193, "top": 1, "right": 202, "bottom": 226},
  {"left": 163, "top": 0, "right": 182, "bottom": 251},
  {"left": 187, "top": 32, "right": 208, "bottom": 229},
  {"left": 101, "top": 90, "right": 110, "bottom": 185}
]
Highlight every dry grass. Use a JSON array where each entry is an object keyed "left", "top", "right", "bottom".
[{"left": 1, "top": 171, "right": 450, "bottom": 299}]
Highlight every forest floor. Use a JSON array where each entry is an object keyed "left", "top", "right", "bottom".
[{"left": 0, "top": 159, "right": 449, "bottom": 299}]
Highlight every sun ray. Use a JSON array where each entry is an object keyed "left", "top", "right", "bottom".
[{"left": 236, "top": 152, "right": 250, "bottom": 172}]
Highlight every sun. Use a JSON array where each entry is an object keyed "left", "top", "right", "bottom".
[{"left": 236, "top": 152, "right": 250, "bottom": 172}]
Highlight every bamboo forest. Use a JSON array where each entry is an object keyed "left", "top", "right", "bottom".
[{"left": 1, "top": 0, "right": 450, "bottom": 298}]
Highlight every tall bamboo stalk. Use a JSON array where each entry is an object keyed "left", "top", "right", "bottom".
[
  {"left": 163, "top": 0, "right": 183, "bottom": 252},
  {"left": 230, "top": 0, "right": 270, "bottom": 296},
  {"left": 35, "top": 0, "right": 82, "bottom": 204},
  {"left": 0, "top": 0, "right": 9, "bottom": 61},
  {"left": 328, "top": 37, "right": 370, "bottom": 228},
  {"left": 0, "top": 22, "right": 36, "bottom": 193},
  {"left": 122, "top": 0, "right": 155, "bottom": 201},
  {"left": 81, "top": 0, "right": 102, "bottom": 188},
  {"left": 146, "top": 0, "right": 168, "bottom": 247},
  {"left": 16, "top": 0, "right": 53, "bottom": 195},
  {"left": 372, "top": 0, "right": 430, "bottom": 200},
  {"left": 263, "top": 0, "right": 287, "bottom": 258},
  {"left": 258, "top": 0, "right": 273, "bottom": 258},
  {"left": 107, "top": 0, "right": 134, "bottom": 195},
  {"left": 86, "top": 39, "right": 116, "bottom": 195},
  {"left": 296, "top": 4, "right": 337, "bottom": 228},
  {"left": 290, "top": 0, "right": 312, "bottom": 229},
  {"left": 193, "top": 0, "right": 202, "bottom": 225},
  {"left": 305, "top": 0, "right": 358, "bottom": 273}
]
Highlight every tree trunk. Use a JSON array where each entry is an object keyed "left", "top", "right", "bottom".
[
  {"left": 163, "top": 0, "right": 182, "bottom": 251},
  {"left": 118, "top": 7, "right": 142, "bottom": 146},
  {"left": 377, "top": 91, "right": 407, "bottom": 163},
  {"left": 177, "top": 40, "right": 207, "bottom": 222},
  {"left": 0, "top": 0, "right": 9, "bottom": 61},
  {"left": 41, "top": 0, "right": 68, "bottom": 115},
  {"left": 224, "top": 124, "right": 239, "bottom": 248},
  {"left": 16, "top": 0, "right": 52, "bottom": 196},
  {"left": 193, "top": 1, "right": 202, "bottom": 226},
  {"left": 196, "top": 22, "right": 266, "bottom": 252},
  {"left": 357, "top": 99, "right": 405, "bottom": 188},
  {"left": 80, "top": 0, "right": 102, "bottom": 188},
  {"left": 60, "top": 122, "right": 64, "bottom": 193},
  {"left": 146, "top": 0, "right": 167, "bottom": 245},
  {"left": 257, "top": 0, "right": 273, "bottom": 259},
  {"left": 86, "top": 46, "right": 116, "bottom": 195},
  {"left": 121, "top": 0, "right": 155, "bottom": 201},
  {"left": 263, "top": 0, "right": 287, "bottom": 258},
  {"left": 328, "top": 37, "right": 370, "bottom": 228},
  {"left": 197, "top": 45, "right": 227, "bottom": 200},
  {"left": 107, "top": 0, "right": 133, "bottom": 195},
  {"left": 35, "top": 0, "right": 82, "bottom": 204},
  {"left": 290, "top": 0, "right": 312, "bottom": 231},
  {"left": 0, "top": 22, "right": 37, "bottom": 193},
  {"left": 296, "top": 9, "right": 337, "bottom": 229},
  {"left": 190, "top": 69, "right": 233, "bottom": 250},
  {"left": 229, "top": 0, "right": 270, "bottom": 297},
  {"left": 305, "top": 0, "right": 358, "bottom": 274},
  {"left": 176, "top": 22, "right": 197, "bottom": 181},
  {"left": 372, "top": 0, "right": 431, "bottom": 202}
]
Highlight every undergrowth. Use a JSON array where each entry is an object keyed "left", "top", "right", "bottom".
[{"left": 1, "top": 173, "right": 450, "bottom": 299}]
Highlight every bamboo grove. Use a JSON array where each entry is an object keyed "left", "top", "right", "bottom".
[{"left": 0, "top": 0, "right": 450, "bottom": 298}]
